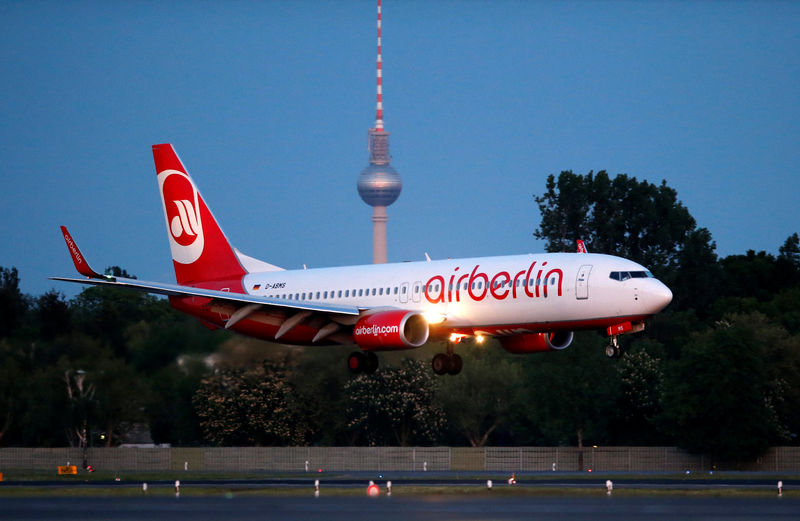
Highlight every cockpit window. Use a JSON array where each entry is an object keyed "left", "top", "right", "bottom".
[{"left": 610, "top": 270, "right": 653, "bottom": 281}]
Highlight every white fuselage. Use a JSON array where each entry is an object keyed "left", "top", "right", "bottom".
[{"left": 240, "top": 252, "right": 672, "bottom": 337}]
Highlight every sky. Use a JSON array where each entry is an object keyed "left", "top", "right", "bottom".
[{"left": 1, "top": 0, "right": 798, "bottom": 299}]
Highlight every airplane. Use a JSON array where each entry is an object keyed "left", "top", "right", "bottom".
[{"left": 53, "top": 143, "right": 673, "bottom": 375}]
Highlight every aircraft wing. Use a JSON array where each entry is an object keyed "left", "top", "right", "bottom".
[
  {"left": 52, "top": 225, "right": 360, "bottom": 317},
  {"left": 49, "top": 275, "right": 360, "bottom": 316}
]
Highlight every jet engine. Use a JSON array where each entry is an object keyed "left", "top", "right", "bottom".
[
  {"left": 353, "top": 310, "right": 429, "bottom": 350},
  {"left": 499, "top": 331, "right": 574, "bottom": 354}
]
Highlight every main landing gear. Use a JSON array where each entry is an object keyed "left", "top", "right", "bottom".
[
  {"left": 347, "top": 351, "right": 379, "bottom": 374},
  {"left": 432, "top": 342, "right": 463, "bottom": 376},
  {"left": 605, "top": 336, "right": 623, "bottom": 359}
]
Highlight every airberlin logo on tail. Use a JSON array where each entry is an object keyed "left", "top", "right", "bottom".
[
  {"left": 170, "top": 199, "right": 201, "bottom": 245},
  {"left": 158, "top": 169, "right": 204, "bottom": 264}
]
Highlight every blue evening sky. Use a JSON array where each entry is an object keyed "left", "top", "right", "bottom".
[{"left": 1, "top": 0, "right": 798, "bottom": 298}]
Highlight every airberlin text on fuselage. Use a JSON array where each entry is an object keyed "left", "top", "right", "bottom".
[{"left": 424, "top": 261, "right": 563, "bottom": 304}]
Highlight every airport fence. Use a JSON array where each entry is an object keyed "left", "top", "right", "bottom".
[{"left": 1, "top": 446, "right": 799, "bottom": 473}]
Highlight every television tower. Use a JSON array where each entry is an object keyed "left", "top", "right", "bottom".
[{"left": 357, "top": 0, "right": 401, "bottom": 264}]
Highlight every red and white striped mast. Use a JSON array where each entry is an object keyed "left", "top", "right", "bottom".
[
  {"left": 357, "top": 0, "right": 402, "bottom": 264},
  {"left": 375, "top": 0, "right": 384, "bottom": 131}
]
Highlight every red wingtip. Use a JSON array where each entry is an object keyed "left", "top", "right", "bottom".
[{"left": 60, "top": 226, "right": 105, "bottom": 279}]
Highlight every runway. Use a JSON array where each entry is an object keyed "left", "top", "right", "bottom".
[{"left": 3, "top": 495, "right": 799, "bottom": 521}]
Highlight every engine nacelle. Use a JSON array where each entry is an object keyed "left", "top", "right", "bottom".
[
  {"left": 499, "top": 331, "right": 574, "bottom": 354},
  {"left": 353, "top": 310, "right": 429, "bottom": 351}
]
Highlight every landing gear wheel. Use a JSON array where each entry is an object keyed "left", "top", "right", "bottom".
[
  {"left": 348, "top": 352, "right": 365, "bottom": 373},
  {"left": 365, "top": 352, "right": 379, "bottom": 374},
  {"left": 432, "top": 353, "right": 450, "bottom": 375},
  {"left": 605, "top": 336, "right": 622, "bottom": 358},
  {"left": 448, "top": 354, "right": 463, "bottom": 375},
  {"left": 348, "top": 351, "right": 379, "bottom": 374}
]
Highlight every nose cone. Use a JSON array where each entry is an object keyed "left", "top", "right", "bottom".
[{"left": 648, "top": 280, "right": 673, "bottom": 313}]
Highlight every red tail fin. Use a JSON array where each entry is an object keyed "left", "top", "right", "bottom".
[{"left": 153, "top": 144, "right": 246, "bottom": 286}]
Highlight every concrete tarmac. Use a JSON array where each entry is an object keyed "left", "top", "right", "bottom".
[{"left": 3, "top": 496, "right": 799, "bottom": 521}]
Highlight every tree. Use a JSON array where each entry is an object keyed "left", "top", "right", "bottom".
[
  {"left": 435, "top": 345, "right": 522, "bottom": 447},
  {"left": 345, "top": 359, "right": 445, "bottom": 446},
  {"left": 516, "top": 333, "right": 619, "bottom": 457},
  {"left": 92, "top": 357, "right": 149, "bottom": 446},
  {"left": 609, "top": 341, "right": 668, "bottom": 445},
  {"left": 147, "top": 360, "right": 208, "bottom": 446},
  {"left": 666, "top": 227, "right": 721, "bottom": 314},
  {"left": 534, "top": 171, "right": 699, "bottom": 275},
  {"left": 661, "top": 315, "right": 783, "bottom": 463},
  {"left": 71, "top": 267, "right": 162, "bottom": 357},
  {"left": 0, "top": 266, "right": 27, "bottom": 338},
  {"left": 0, "top": 356, "right": 22, "bottom": 444},
  {"left": 193, "top": 362, "right": 312, "bottom": 446},
  {"left": 36, "top": 290, "right": 71, "bottom": 341}
]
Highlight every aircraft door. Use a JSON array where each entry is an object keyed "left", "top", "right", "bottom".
[
  {"left": 576, "top": 265, "right": 593, "bottom": 300},
  {"left": 399, "top": 282, "right": 409, "bottom": 304}
]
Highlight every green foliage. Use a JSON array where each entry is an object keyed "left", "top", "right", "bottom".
[
  {"left": 436, "top": 345, "right": 523, "bottom": 446},
  {"left": 345, "top": 359, "right": 445, "bottom": 446},
  {"left": 609, "top": 340, "right": 669, "bottom": 445},
  {"left": 517, "top": 333, "right": 619, "bottom": 448},
  {"left": 0, "top": 266, "right": 27, "bottom": 338},
  {"left": 534, "top": 171, "right": 697, "bottom": 273},
  {"left": 660, "top": 315, "right": 786, "bottom": 463},
  {"left": 193, "top": 362, "right": 313, "bottom": 446}
]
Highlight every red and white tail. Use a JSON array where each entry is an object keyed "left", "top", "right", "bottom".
[{"left": 153, "top": 144, "right": 247, "bottom": 286}]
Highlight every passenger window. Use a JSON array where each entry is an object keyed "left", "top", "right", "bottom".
[{"left": 379, "top": 288, "right": 383, "bottom": 296}]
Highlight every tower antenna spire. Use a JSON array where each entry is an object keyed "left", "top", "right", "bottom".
[{"left": 375, "top": 0, "right": 384, "bottom": 131}]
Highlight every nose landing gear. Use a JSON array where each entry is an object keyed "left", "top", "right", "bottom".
[{"left": 605, "top": 336, "right": 622, "bottom": 358}]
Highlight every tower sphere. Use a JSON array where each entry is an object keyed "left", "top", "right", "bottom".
[{"left": 358, "top": 163, "right": 402, "bottom": 207}]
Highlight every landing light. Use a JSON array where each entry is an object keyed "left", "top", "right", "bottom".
[
  {"left": 422, "top": 311, "right": 446, "bottom": 324},
  {"left": 475, "top": 334, "right": 485, "bottom": 344}
]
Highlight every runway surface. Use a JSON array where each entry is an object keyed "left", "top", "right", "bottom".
[{"left": 3, "top": 495, "right": 799, "bottom": 521}]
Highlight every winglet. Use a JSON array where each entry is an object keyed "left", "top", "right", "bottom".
[
  {"left": 576, "top": 240, "right": 588, "bottom": 254},
  {"left": 59, "top": 226, "right": 113, "bottom": 280}
]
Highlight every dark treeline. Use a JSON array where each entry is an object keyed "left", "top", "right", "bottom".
[{"left": 1, "top": 170, "right": 798, "bottom": 466}]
